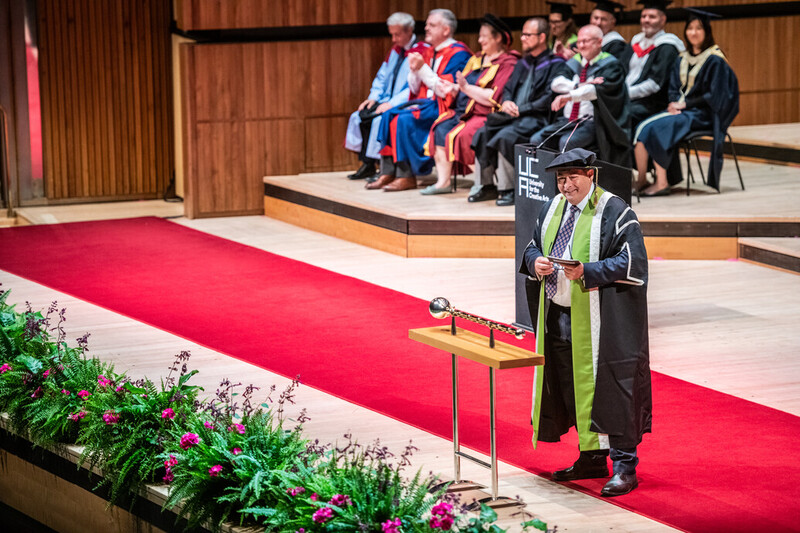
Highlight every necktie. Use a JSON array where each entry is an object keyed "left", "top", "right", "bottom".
[
  {"left": 568, "top": 65, "right": 588, "bottom": 121},
  {"left": 388, "top": 47, "right": 407, "bottom": 95},
  {"left": 545, "top": 204, "right": 580, "bottom": 299}
]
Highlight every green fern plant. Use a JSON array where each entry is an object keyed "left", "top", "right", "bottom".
[{"left": 78, "top": 351, "right": 202, "bottom": 506}]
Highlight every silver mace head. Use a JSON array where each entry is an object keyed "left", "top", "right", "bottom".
[{"left": 429, "top": 297, "right": 452, "bottom": 319}]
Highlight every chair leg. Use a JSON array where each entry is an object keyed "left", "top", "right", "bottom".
[
  {"left": 726, "top": 133, "right": 745, "bottom": 191},
  {"left": 691, "top": 139, "right": 706, "bottom": 185},
  {"left": 683, "top": 144, "right": 693, "bottom": 196}
]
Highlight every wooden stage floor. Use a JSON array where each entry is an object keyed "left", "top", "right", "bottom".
[
  {"left": 264, "top": 157, "right": 800, "bottom": 268},
  {"left": 2, "top": 207, "right": 799, "bottom": 531}
]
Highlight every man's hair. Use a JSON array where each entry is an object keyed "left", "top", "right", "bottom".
[
  {"left": 387, "top": 12, "right": 415, "bottom": 30},
  {"left": 525, "top": 17, "right": 549, "bottom": 40},
  {"left": 429, "top": 9, "right": 457, "bottom": 33}
]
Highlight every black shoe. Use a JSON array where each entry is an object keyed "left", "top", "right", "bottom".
[
  {"left": 468, "top": 184, "right": 498, "bottom": 203},
  {"left": 496, "top": 189, "right": 514, "bottom": 206},
  {"left": 551, "top": 454, "right": 609, "bottom": 482},
  {"left": 641, "top": 186, "right": 670, "bottom": 197},
  {"left": 348, "top": 162, "right": 377, "bottom": 180},
  {"left": 601, "top": 472, "right": 638, "bottom": 497}
]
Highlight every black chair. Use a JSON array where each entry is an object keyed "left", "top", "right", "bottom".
[{"left": 679, "top": 130, "right": 744, "bottom": 196}]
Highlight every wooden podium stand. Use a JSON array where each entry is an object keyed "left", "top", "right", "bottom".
[{"left": 409, "top": 326, "right": 543, "bottom": 506}]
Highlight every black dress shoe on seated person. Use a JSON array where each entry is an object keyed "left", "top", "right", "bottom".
[
  {"left": 551, "top": 456, "right": 609, "bottom": 481},
  {"left": 496, "top": 189, "right": 514, "bottom": 206},
  {"left": 348, "top": 162, "right": 377, "bottom": 180},
  {"left": 600, "top": 472, "right": 638, "bottom": 497},
  {"left": 468, "top": 184, "right": 498, "bottom": 203}
]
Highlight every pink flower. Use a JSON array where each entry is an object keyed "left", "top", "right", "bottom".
[
  {"left": 68, "top": 411, "right": 86, "bottom": 422},
  {"left": 312, "top": 507, "right": 333, "bottom": 524},
  {"left": 329, "top": 494, "right": 352, "bottom": 507},
  {"left": 116, "top": 384, "right": 125, "bottom": 393},
  {"left": 231, "top": 447, "right": 242, "bottom": 455},
  {"left": 228, "top": 423, "right": 245, "bottom": 435},
  {"left": 164, "top": 455, "right": 178, "bottom": 468},
  {"left": 203, "top": 421, "right": 215, "bottom": 430},
  {"left": 0, "top": 363, "right": 11, "bottom": 374},
  {"left": 286, "top": 486, "right": 305, "bottom": 496},
  {"left": 30, "top": 386, "right": 42, "bottom": 398},
  {"left": 163, "top": 470, "right": 174, "bottom": 484},
  {"left": 382, "top": 518, "right": 402, "bottom": 533},
  {"left": 43, "top": 368, "right": 51, "bottom": 378},
  {"left": 208, "top": 464, "right": 223, "bottom": 477},
  {"left": 77, "top": 390, "right": 91, "bottom": 400},
  {"left": 61, "top": 389, "right": 71, "bottom": 395},
  {"left": 429, "top": 516, "right": 454, "bottom": 530},
  {"left": 97, "top": 375, "right": 111, "bottom": 387},
  {"left": 179, "top": 432, "right": 200, "bottom": 450},
  {"left": 431, "top": 501, "right": 453, "bottom": 516},
  {"left": 430, "top": 501, "right": 455, "bottom": 531},
  {"left": 310, "top": 493, "right": 318, "bottom": 501},
  {"left": 295, "top": 529, "right": 305, "bottom": 533},
  {"left": 161, "top": 408, "right": 175, "bottom": 420},
  {"left": 102, "top": 410, "right": 120, "bottom": 425}
]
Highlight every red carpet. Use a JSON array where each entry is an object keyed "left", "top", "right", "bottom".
[{"left": 1, "top": 217, "right": 798, "bottom": 532}]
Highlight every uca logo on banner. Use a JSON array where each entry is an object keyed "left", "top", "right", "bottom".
[{"left": 517, "top": 153, "right": 550, "bottom": 203}]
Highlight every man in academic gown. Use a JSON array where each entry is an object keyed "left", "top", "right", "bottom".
[
  {"left": 621, "top": 0, "right": 685, "bottom": 130},
  {"left": 530, "top": 25, "right": 631, "bottom": 168},
  {"left": 520, "top": 147, "right": 652, "bottom": 497},
  {"left": 370, "top": 9, "right": 471, "bottom": 192},
  {"left": 468, "top": 17, "right": 567, "bottom": 205},
  {"left": 344, "top": 12, "right": 417, "bottom": 181},
  {"left": 589, "top": 0, "right": 630, "bottom": 60}
]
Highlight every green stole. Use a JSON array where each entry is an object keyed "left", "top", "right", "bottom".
[{"left": 533, "top": 188, "right": 605, "bottom": 451}]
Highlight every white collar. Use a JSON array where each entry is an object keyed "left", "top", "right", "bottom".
[
  {"left": 404, "top": 34, "right": 417, "bottom": 51},
  {"left": 435, "top": 38, "right": 455, "bottom": 52}
]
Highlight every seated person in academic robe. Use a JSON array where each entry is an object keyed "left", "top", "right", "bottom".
[
  {"left": 421, "top": 14, "right": 519, "bottom": 195},
  {"left": 547, "top": 1, "right": 578, "bottom": 60},
  {"left": 633, "top": 9, "right": 739, "bottom": 196},
  {"left": 469, "top": 17, "right": 567, "bottom": 205},
  {"left": 530, "top": 25, "right": 632, "bottom": 169},
  {"left": 589, "top": 0, "right": 630, "bottom": 60},
  {"left": 621, "top": 0, "right": 685, "bottom": 130},
  {"left": 370, "top": 9, "right": 471, "bottom": 192},
  {"left": 344, "top": 12, "right": 417, "bottom": 181}
]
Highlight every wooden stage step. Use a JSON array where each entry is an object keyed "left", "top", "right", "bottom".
[{"left": 263, "top": 160, "right": 800, "bottom": 268}]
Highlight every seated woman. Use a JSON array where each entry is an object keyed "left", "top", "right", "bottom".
[
  {"left": 632, "top": 9, "right": 738, "bottom": 196},
  {"left": 422, "top": 14, "right": 519, "bottom": 195}
]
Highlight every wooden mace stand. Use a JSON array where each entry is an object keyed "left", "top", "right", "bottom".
[{"left": 409, "top": 325, "right": 543, "bottom": 508}]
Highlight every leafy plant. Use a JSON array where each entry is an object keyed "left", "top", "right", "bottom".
[{"left": 78, "top": 350, "right": 202, "bottom": 505}]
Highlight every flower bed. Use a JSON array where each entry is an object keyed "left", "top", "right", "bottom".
[{"left": 0, "top": 287, "right": 552, "bottom": 532}]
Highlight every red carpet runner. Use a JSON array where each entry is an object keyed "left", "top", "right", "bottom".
[{"left": 1, "top": 218, "right": 798, "bottom": 532}]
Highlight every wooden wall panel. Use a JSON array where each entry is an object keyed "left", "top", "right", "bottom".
[{"left": 37, "top": 0, "right": 173, "bottom": 202}]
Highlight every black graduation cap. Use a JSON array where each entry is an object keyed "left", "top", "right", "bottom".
[
  {"left": 545, "top": 148, "right": 597, "bottom": 171},
  {"left": 637, "top": 0, "right": 673, "bottom": 12},
  {"left": 684, "top": 7, "right": 722, "bottom": 23},
  {"left": 482, "top": 13, "right": 514, "bottom": 46},
  {"left": 546, "top": 1, "right": 575, "bottom": 19},
  {"left": 591, "top": 0, "right": 625, "bottom": 18}
]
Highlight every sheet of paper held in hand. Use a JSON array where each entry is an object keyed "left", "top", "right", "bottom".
[{"left": 546, "top": 256, "right": 581, "bottom": 267}]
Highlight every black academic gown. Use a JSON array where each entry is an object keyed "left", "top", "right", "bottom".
[
  {"left": 563, "top": 53, "right": 632, "bottom": 168},
  {"left": 623, "top": 43, "right": 681, "bottom": 127},
  {"left": 520, "top": 189, "right": 652, "bottom": 449},
  {"left": 472, "top": 50, "right": 569, "bottom": 166},
  {"left": 603, "top": 40, "right": 629, "bottom": 61},
  {"left": 666, "top": 54, "right": 739, "bottom": 190}
]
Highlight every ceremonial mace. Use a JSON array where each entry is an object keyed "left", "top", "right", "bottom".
[{"left": 428, "top": 297, "right": 525, "bottom": 348}]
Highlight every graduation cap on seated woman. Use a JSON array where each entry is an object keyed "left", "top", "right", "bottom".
[
  {"left": 591, "top": 0, "right": 625, "bottom": 20},
  {"left": 546, "top": 1, "right": 575, "bottom": 20},
  {"left": 684, "top": 6, "right": 722, "bottom": 24}
]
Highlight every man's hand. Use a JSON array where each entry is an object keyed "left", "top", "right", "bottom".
[
  {"left": 584, "top": 77, "right": 604, "bottom": 85},
  {"left": 562, "top": 262, "right": 584, "bottom": 280},
  {"left": 375, "top": 102, "right": 392, "bottom": 114},
  {"left": 551, "top": 94, "right": 572, "bottom": 111},
  {"left": 408, "top": 52, "right": 425, "bottom": 71},
  {"left": 358, "top": 98, "right": 376, "bottom": 111},
  {"left": 534, "top": 256, "right": 554, "bottom": 277},
  {"left": 501, "top": 100, "right": 519, "bottom": 117},
  {"left": 667, "top": 101, "right": 685, "bottom": 115}
]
